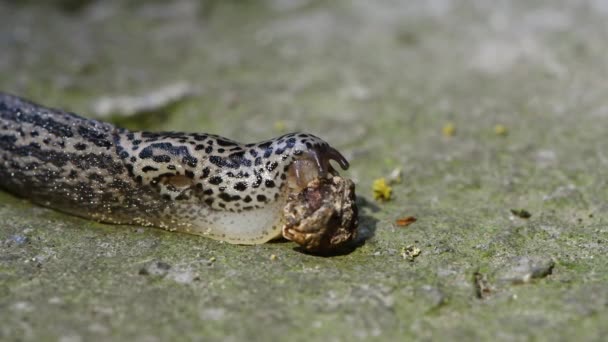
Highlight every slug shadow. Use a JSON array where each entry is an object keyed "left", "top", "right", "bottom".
[{"left": 292, "top": 196, "right": 380, "bottom": 257}]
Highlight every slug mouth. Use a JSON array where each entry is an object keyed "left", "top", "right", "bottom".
[{"left": 287, "top": 145, "right": 350, "bottom": 190}]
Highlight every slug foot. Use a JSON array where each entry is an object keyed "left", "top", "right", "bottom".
[{"left": 282, "top": 176, "right": 358, "bottom": 254}]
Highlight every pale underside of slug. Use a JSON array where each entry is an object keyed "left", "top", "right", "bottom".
[{"left": 0, "top": 92, "right": 358, "bottom": 251}]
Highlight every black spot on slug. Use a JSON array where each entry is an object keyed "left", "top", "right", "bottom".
[
  {"left": 263, "top": 148, "right": 273, "bottom": 158},
  {"left": 74, "top": 142, "right": 88, "bottom": 151},
  {"left": 152, "top": 155, "right": 171, "bottom": 163},
  {"left": 78, "top": 125, "right": 112, "bottom": 148},
  {"left": 139, "top": 148, "right": 153, "bottom": 159},
  {"left": 142, "top": 166, "right": 158, "bottom": 172},
  {"left": 286, "top": 137, "right": 296, "bottom": 147},
  {"left": 257, "top": 141, "right": 272, "bottom": 149},
  {"left": 266, "top": 161, "right": 278, "bottom": 172},
  {"left": 208, "top": 176, "right": 223, "bottom": 185},
  {"left": 216, "top": 139, "right": 238, "bottom": 147},
  {"left": 234, "top": 182, "right": 248, "bottom": 191},
  {"left": 218, "top": 192, "right": 241, "bottom": 202},
  {"left": 182, "top": 155, "right": 197, "bottom": 168}
]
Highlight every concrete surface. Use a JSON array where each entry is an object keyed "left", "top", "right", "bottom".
[{"left": 1, "top": 0, "right": 608, "bottom": 341}]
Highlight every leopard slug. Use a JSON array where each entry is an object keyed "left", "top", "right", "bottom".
[{"left": 0, "top": 92, "right": 349, "bottom": 244}]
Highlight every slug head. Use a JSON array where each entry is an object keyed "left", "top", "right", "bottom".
[{"left": 287, "top": 144, "right": 350, "bottom": 190}]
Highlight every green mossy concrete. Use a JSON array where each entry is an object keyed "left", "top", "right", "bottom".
[{"left": 1, "top": 1, "right": 608, "bottom": 340}]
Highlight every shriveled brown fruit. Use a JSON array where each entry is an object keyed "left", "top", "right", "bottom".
[{"left": 282, "top": 176, "right": 358, "bottom": 253}]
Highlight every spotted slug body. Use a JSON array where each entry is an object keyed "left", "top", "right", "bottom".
[{"left": 0, "top": 92, "right": 349, "bottom": 244}]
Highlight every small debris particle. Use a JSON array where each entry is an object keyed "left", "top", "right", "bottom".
[
  {"left": 401, "top": 245, "right": 421, "bottom": 261},
  {"left": 396, "top": 216, "right": 417, "bottom": 227},
  {"left": 139, "top": 261, "right": 171, "bottom": 277},
  {"left": 372, "top": 178, "right": 392, "bottom": 201},
  {"left": 270, "top": 254, "right": 277, "bottom": 261},
  {"left": 510, "top": 209, "right": 532, "bottom": 219},
  {"left": 206, "top": 256, "right": 216, "bottom": 266},
  {"left": 494, "top": 124, "right": 508, "bottom": 135},
  {"left": 388, "top": 168, "right": 402, "bottom": 184},
  {"left": 9, "top": 235, "right": 29, "bottom": 245},
  {"left": 274, "top": 120, "right": 286, "bottom": 132},
  {"left": 473, "top": 271, "right": 492, "bottom": 299},
  {"left": 442, "top": 122, "right": 455, "bottom": 137}
]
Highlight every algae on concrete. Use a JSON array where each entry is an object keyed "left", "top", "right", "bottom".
[{"left": 1, "top": 0, "right": 608, "bottom": 341}]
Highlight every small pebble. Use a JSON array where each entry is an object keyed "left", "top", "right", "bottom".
[
  {"left": 401, "top": 245, "right": 421, "bottom": 261},
  {"left": 497, "top": 256, "right": 554, "bottom": 284},
  {"left": 139, "top": 261, "right": 171, "bottom": 277},
  {"left": 9, "top": 235, "right": 29, "bottom": 245}
]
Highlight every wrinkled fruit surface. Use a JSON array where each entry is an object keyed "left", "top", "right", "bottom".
[{"left": 282, "top": 176, "right": 358, "bottom": 253}]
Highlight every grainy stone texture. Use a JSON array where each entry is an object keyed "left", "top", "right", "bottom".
[{"left": 1, "top": 0, "right": 607, "bottom": 341}]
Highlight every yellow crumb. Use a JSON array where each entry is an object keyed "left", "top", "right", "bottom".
[
  {"left": 442, "top": 122, "right": 455, "bottom": 137},
  {"left": 274, "top": 120, "right": 286, "bottom": 132},
  {"left": 270, "top": 254, "right": 277, "bottom": 261},
  {"left": 494, "top": 124, "right": 507, "bottom": 136},
  {"left": 372, "top": 178, "right": 392, "bottom": 201}
]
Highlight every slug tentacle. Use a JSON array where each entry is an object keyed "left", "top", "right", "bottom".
[{"left": 0, "top": 92, "right": 356, "bottom": 248}]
